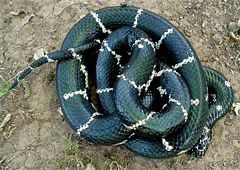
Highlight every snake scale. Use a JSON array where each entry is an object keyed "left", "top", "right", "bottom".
[{"left": 6, "top": 5, "right": 233, "bottom": 158}]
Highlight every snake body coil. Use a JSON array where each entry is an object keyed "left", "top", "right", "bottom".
[{"left": 7, "top": 5, "right": 233, "bottom": 158}]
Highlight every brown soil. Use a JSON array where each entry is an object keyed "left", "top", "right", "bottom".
[{"left": 0, "top": 0, "right": 240, "bottom": 169}]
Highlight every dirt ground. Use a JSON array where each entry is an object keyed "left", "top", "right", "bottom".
[{"left": 0, "top": 0, "right": 240, "bottom": 169}]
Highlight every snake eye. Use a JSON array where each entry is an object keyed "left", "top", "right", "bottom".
[{"left": 127, "top": 32, "right": 137, "bottom": 46}]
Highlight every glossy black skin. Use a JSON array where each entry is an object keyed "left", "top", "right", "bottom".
[{"left": 7, "top": 6, "right": 233, "bottom": 158}]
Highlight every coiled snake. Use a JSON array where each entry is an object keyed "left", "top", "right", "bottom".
[{"left": 6, "top": 5, "right": 233, "bottom": 158}]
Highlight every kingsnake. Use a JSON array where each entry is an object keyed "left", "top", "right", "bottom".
[{"left": 6, "top": 5, "right": 233, "bottom": 158}]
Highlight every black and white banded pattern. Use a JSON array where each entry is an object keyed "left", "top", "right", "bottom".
[{"left": 6, "top": 6, "right": 233, "bottom": 159}]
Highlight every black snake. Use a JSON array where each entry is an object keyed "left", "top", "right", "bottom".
[{"left": 5, "top": 5, "right": 233, "bottom": 158}]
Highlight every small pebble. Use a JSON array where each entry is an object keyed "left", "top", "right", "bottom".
[
  {"left": 228, "top": 22, "right": 239, "bottom": 32},
  {"left": 213, "top": 33, "right": 223, "bottom": 44},
  {"left": 85, "top": 163, "right": 96, "bottom": 170}
]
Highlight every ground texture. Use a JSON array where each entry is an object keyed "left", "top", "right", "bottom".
[{"left": 0, "top": 0, "right": 240, "bottom": 169}]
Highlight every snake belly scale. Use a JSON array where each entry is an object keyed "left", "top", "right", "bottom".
[{"left": 6, "top": 5, "right": 233, "bottom": 158}]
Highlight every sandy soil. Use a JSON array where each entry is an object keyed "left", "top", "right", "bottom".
[{"left": 0, "top": 0, "right": 240, "bottom": 169}]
